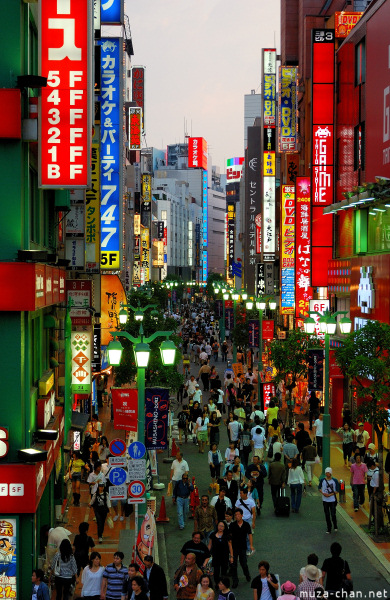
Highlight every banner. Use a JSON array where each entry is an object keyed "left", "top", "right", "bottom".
[
  {"left": 225, "top": 307, "right": 234, "bottom": 331},
  {"left": 134, "top": 508, "right": 156, "bottom": 573},
  {"left": 308, "top": 349, "right": 324, "bottom": 391},
  {"left": 249, "top": 319, "right": 259, "bottom": 348},
  {"left": 111, "top": 388, "right": 138, "bottom": 431},
  {"left": 145, "top": 388, "right": 169, "bottom": 450},
  {"left": 215, "top": 299, "right": 222, "bottom": 319},
  {"left": 0, "top": 518, "right": 16, "bottom": 594}
]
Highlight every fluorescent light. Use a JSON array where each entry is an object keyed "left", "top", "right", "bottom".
[
  {"left": 373, "top": 208, "right": 386, "bottom": 212},
  {"left": 369, "top": 212, "right": 376, "bottom": 216}
]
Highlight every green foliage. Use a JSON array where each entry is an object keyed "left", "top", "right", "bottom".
[
  {"left": 206, "top": 273, "right": 225, "bottom": 296},
  {"left": 269, "top": 329, "right": 319, "bottom": 387},
  {"left": 230, "top": 305, "right": 252, "bottom": 350}
]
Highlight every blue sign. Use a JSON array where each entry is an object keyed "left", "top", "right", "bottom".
[
  {"left": 128, "top": 441, "right": 146, "bottom": 459},
  {"left": 100, "top": 39, "right": 121, "bottom": 269},
  {"left": 101, "top": 0, "right": 123, "bottom": 24},
  {"left": 202, "top": 250, "right": 208, "bottom": 282},
  {"left": 202, "top": 170, "right": 208, "bottom": 245},
  {"left": 108, "top": 467, "right": 127, "bottom": 486}
]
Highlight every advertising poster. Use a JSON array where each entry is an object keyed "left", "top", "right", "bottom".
[
  {"left": 71, "top": 331, "right": 92, "bottom": 393},
  {"left": 249, "top": 319, "right": 259, "bottom": 348},
  {"left": 134, "top": 509, "right": 156, "bottom": 573},
  {"left": 145, "top": 388, "right": 169, "bottom": 450},
  {"left": 308, "top": 349, "right": 324, "bottom": 391},
  {"left": 111, "top": 389, "right": 138, "bottom": 432},
  {"left": 0, "top": 518, "right": 17, "bottom": 596}
]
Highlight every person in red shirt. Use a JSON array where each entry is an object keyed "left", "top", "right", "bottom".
[{"left": 350, "top": 453, "right": 368, "bottom": 511}]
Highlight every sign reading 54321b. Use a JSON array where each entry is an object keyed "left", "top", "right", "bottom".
[{"left": 39, "top": 0, "right": 93, "bottom": 188}]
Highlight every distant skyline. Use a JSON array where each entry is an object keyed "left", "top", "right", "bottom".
[{"left": 125, "top": 0, "right": 281, "bottom": 171}]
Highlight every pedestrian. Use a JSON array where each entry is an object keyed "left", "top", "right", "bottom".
[
  {"left": 230, "top": 508, "right": 253, "bottom": 588},
  {"left": 195, "top": 574, "right": 215, "bottom": 600},
  {"left": 179, "top": 532, "right": 211, "bottom": 568},
  {"left": 210, "top": 488, "right": 232, "bottom": 521},
  {"left": 217, "top": 577, "right": 235, "bottom": 600},
  {"left": 193, "top": 384, "right": 203, "bottom": 405},
  {"left": 170, "top": 451, "right": 190, "bottom": 486},
  {"left": 98, "top": 436, "right": 111, "bottom": 462},
  {"left": 299, "top": 554, "right": 322, "bottom": 584},
  {"left": 250, "top": 406, "right": 265, "bottom": 424},
  {"left": 50, "top": 539, "right": 77, "bottom": 600},
  {"left": 364, "top": 443, "right": 379, "bottom": 467},
  {"left": 186, "top": 376, "right": 198, "bottom": 400},
  {"left": 251, "top": 426, "right": 266, "bottom": 461},
  {"left": 250, "top": 560, "right": 279, "bottom": 600},
  {"left": 239, "top": 423, "right": 252, "bottom": 469},
  {"left": 245, "top": 455, "right": 267, "bottom": 513},
  {"left": 142, "top": 554, "right": 168, "bottom": 600},
  {"left": 235, "top": 486, "right": 256, "bottom": 554},
  {"left": 173, "top": 474, "right": 194, "bottom": 530},
  {"left": 297, "top": 565, "right": 324, "bottom": 599},
  {"left": 128, "top": 576, "right": 149, "bottom": 600},
  {"left": 245, "top": 479, "right": 261, "bottom": 515},
  {"left": 178, "top": 405, "right": 190, "bottom": 443},
  {"left": 336, "top": 423, "right": 354, "bottom": 466},
  {"left": 208, "top": 443, "right": 223, "bottom": 483},
  {"left": 341, "top": 402, "right": 352, "bottom": 427},
  {"left": 208, "top": 412, "right": 221, "bottom": 446},
  {"left": 319, "top": 467, "right": 338, "bottom": 534},
  {"left": 354, "top": 422, "right": 370, "bottom": 457},
  {"left": 89, "top": 482, "right": 114, "bottom": 543},
  {"left": 221, "top": 340, "right": 228, "bottom": 362},
  {"left": 268, "top": 452, "right": 287, "bottom": 507},
  {"left": 173, "top": 553, "right": 203, "bottom": 600},
  {"left": 87, "top": 460, "right": 106, "bottom": 497},
  {"left": 207, "top": 521, "right": 233, "bottom": 584},
  {"left": 218, "top": 470, "right": 239, "bottom": 507},
  {"left": 87, "top": 413, "right": 102, "bottom": 442},
  {"left": 268, "top": 435, "right": 283, "bottom": 462},
  {"left": 212, "top": 340, "right": 220, "bottom": 362},
  {"left": 282, "top": 436, "right": 299, "bottom": 466},
  {"left": 228, "top": 415, "right": 242, "bottom": 448},
  {"left": 321, "top": 542, "right": 352, "bottom": 597},
  {"left": 366, "top": 458, "right": 378, "bottom": 499},
  {"left": 69, "top": 450, "right": 89, "bottom": 506},
  {"left": 195, "top": 412, "right": 209, "bottom": 454},
  {"left": 266, "top": 400, "right": 279, "bottom": 429},
  {"left": 73, "top": 521, "right": 95, "bottom": 576},
  {"left": 190, "top": 402, "right": 203, "bottom": 442},
  {"left": 121, "top": 563, "right": 149, "bottom": 600},
  {"left": 313, "top": 414, "right": 324, "bottom": 458},
  {"left": 194, "top": 495, "right": 217, "bottom": 544},
  {"left": 199, "top": 361, "right": 211, "bottom": 391},
  {"left": 308, "top": 391, "right": 320, "bottom": 431},
  {"left": 279, "top": 581, "right": 297, "bottom": 600},
  {"left": 302, "top": 442, "right": 317, "bottom": 486},
  {"left": 294, "top": 423, "right": 311, "bottom": 457},
  {"left": 80, "top": 551, "right": 104, "bottom": 599},
  {"left": 267, "top": 419, "right": 282, "bottom": 445},
  {"left": 31, "top": 568, "right": 50, "bottom": 600},
  {"left": 287, "top": 457, "right": 305, "bottom": 513},
  {"left": 101, "top": 552, "right": 127, "bottom": 600},
  {"left": 350, "top": 452, "right": 368, "bottom": 511}
]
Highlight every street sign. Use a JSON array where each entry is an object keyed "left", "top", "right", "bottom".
[
  {"left": 128, "top": 441, "right": 146, "bottom": 459},
  {"left": 109, "top": 438, "right": 127, "bottom": 456},
  {"left": 108, "top": 467, "right": 127, "bottom": 486},
  {"left": 128, "top": 497, "right": 146, "bottom": 504},
  {"left": 109, "top": 485, "right": 127, "bottom": 500},
  {"left": 109, "top": 456, "right": 127, "bottom": 468},
  {"left": 128, "top": 459, "right": 146, "bottom": 481},
  {"left": 128, "top": 480, "right": 145, "bottom": 498}
]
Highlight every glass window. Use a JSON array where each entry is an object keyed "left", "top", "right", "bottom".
[
  {"left": 355, "top": 39, "right": 366, "bottom": 85},
  {"left": 367, "top": 206, "right": 390, "bottom": 252}
]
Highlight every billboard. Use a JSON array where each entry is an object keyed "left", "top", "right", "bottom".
[
  {"left": 100, "top": 38, "right": 122, "bottom": 270},
  {"left": 262, "top": 49, "right": 277, "bottom": 263},
  {"left": 101, "top": 0, "right": 123, "bottom": 24},
  {"left": 278, "top": 67, "right": 298, "bottom": 152},
  {"left": 71, "top": 331, "right": 92, "bottom": 393},
  {"left": 263, "top": 49, "right": 277, "bottom": 126},
  {"left": 227, "top": 203, "right": 235, "bottom": 279},
  {"left": 263, "top": 177, "right": 276, "bottom": 259},
  {"left": 132, "top": 67, "right": 145, "bottom": 129},
  {"left": 129, "top": 107, "right": 142, "bottom": 150},
  {"left": 202, "top": 169, "right": 208, "bottom": 245},
  {"left": 188, "top": 137, "right": 208, "bottom": 170},
  {"left": 335, "top": 12, "right": 363, "bottom": 38},
  {"left": 39, "top": 0, "right": 93, "bottom": 188},
  {"left": 281, "top": 185, "right": 295, "bottom": 314},
  {"left": 295, "top": 177, "right": 313, "bottom": 320},
  {"left": 226, "top": 157, "right": 244, "bottom": 182},
  {"left": 245, "top": 126, "right": 262, "bottom": 293},
  {"left": 86, "top": 125, "right": 100, "bottom": 273}
]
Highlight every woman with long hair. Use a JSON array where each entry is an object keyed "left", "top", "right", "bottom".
[
  {"left": 195, "top": 574, "right": 215, "bottom": 600},
  {"left": 98, "top": 436, "right": 110, "bottom": 462},
  {"left": 287, "top": 457, "right": 305, "bottom": 513},
  {"left": 81, "top": 551, "right": 104, "bottom": 599},
  {"left": 208, "top": 411, "right": 221, "bottom": 446},
  {"left": 69, "top": 450, "right": 88, "bottom": 506},
  {"left": 207, "top": 521, "right": 233, "bottom": 584},
  {"left": 208, "top": 442, "right": 223, "bottom": 482},
  {"left": 73, "top": 521, "right": 95, "bottom": 576},
  {"left": 51, "top": 538, "right": 77, "bottom": 600},
  {"left": 195, "top": 407, "right": 210, "bottom": 454},
  {"left": 336, "top": 422, "right": 354, "bottom": 466},
  {"left": 89, "top": 482, "right": 114, "bottom": 542}
]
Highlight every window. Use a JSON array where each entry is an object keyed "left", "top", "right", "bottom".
[{"left": 355, "top": 39, "right": 366, "bottom": 85}]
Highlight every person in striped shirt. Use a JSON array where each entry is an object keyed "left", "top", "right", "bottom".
[{"left": 101, "top": 552, "right": 128, "bottom": 600}]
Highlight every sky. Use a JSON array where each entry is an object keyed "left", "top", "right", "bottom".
[{"left": 125, "top": 0, "right": 281, "bottom": 171}]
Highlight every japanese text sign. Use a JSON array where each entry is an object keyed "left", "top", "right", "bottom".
[
  {"left": 101, "top": 0, "right": 123, "bottom": 24},
  {"left": 129, "top": 107, "right": 142, "bottom": 150},
  {"left": 278, "top": 66, "right": 298, "bottom": 152},
  {"left": 295, "top": 177, "right": 313, "bottom": 319},
  {"left": 281, "top": 185, "right": 295, "bottom": 314},
  {"left": 71, "top": 331, "right": 91, "bottom": 393}
]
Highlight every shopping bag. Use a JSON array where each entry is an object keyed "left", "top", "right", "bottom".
[
  {"left": 106, "top": 516, "right": 114, "bottom": 529},
  {"left": 167, "top": 481, "right": 173, "bottom": 497}
]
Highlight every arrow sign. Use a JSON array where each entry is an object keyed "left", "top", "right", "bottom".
[
  {"left": 109, "top": 438, "right": 127, "bottom": 456},
  {"left": 108, "top": 467, "right": 127, "bottom": 486},
  {"left": 109, "top": 485, "right": 127, "bottom": 500},
  {"left": 128, "top": 480, "right": 145, "bottom": 498}
]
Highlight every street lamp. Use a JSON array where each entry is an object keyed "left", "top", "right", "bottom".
[
  {"left": 107, "top": 320, "right": 176, "bottom": 532},
  {"left": 304, "top": 310, "right": 351, "bottom": 476},
  {"left": 118, "top": 301, "right": 157, "bottom": 326}
]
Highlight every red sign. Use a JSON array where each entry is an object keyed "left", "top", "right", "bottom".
[
  {"left": 312, "top": 125, "right": 334, "bottom": 205},
  {"left": 188, "top": 137, "right": 208, "bottom": 170},
  {"left": 128, "top": 480, "right": 145, "bottom": 498},
  {"left": 112, "top": 388, "right": 138, "bottom": 432},
  {"left": 329, "top": 350, "right": 343, "bottom": 379},
  {"left": 295, "top": 177, "right": 313, "bottom": 318},
  {"left": 262, "top": 320, "right": 274, "bottom": 340},
  {"left": 0, "top": 90, "right": 21, "bottom": 138},
  {"left": 366, "top": 1, "right": 390, "bottom": 180},
  {"left": 0, "top": 263, "right": 66, "bottom": 311},
  {"left": 263, "top": 383, "right": 276, "bottom": 413},
  {"left": 40, "top": 0, "right": 92, "bottom": 187},
  {"left": 132, "top": 67, "right": 145, "bottom": 128},
  {"left": 335, "top": 12, "right": 363, "bottom": 38},
  {"left": 129, "top": 107, "right": 142, "bottom": 149}
]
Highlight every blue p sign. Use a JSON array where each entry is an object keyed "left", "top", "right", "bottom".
[{"left": 108, "top": 467, "right": 127, "bottom": 486}]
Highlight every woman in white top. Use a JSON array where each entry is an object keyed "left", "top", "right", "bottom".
[
  {"left": 194, "top": 411, "right": 209, "bottom": 454},
  {"left": 81, "top": 551, "right": 104, "bottom": 598},
  {"left": 287, "top": 458, "right": 305, "bottom": 513}
]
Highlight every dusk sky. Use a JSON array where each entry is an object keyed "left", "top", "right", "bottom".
[{"left": 126, "top": 0, "right": 281, "bottom": 171}]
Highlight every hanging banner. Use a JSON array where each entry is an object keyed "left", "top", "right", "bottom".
[
  {"left": 134, "top": 508, "right": 156, "bottom": 573},
  {"left": 129, "top": 107, "right": 142, "bottom": 150},
  {"left": 145, "top": 388, "right": 169, "bottom": 450},
  {"left": 278, "top": 66, "right": 298, "bottom": 152},
  {"left": 281, "top": 185, "right": 295, "bottom": 314},
  {"left": 308, "top": 349, "right": 324, "bottom": 391},
  {"left": 215, "top": 299, "right": 223, "bottom": 319},
  {"left": 71, "top": 331, "right": 92, "bottom": 393},
  {"left": 0, "top": 518, "right": 17, "bottom": 594},
  {"left": 85, "top": 125, "right": 100, "bottom": 273},
  {"left": 132, "top": 67, "right": 145, "bottom": 130},
  {"left": 256, "top": 263, "right": 265, "bottom": 297},
  {"left": 295, "top": 177, "right": 313, "bottom": 319},
  {"left": 249, "top": 319, "right": 259, "bottom": 348},
  {"left": 262, "top": 320, "right": 274, "bottom": 340},
  {"left": 101, "top": 274, "right": 127, "bottom": 345},
  {"left": 111, "top": 388, "right": 138, "bottom": 432},
  {"left": 225, "top": 307, "right": 234, "bottom": 331}
]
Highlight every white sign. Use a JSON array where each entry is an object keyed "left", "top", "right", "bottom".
[
  {"left": 109, "top": 485, "right": 127, "bottom": 500},
  {"left": 128, "top": 459, "right": 146, "bottom": 481},
  {"left": 109, "top": 456, "right": 127, "bottom": 468},
  {"left": 309, "top": 299, "right": 330, "bottom": 338}
]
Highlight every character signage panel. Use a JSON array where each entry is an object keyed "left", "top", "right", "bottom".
[
  {"left": 129, "top": 107, "right": 142, "bottom": 150},
  {"left": 132, "top": 67, "right": 145, "bottom": 129},
  {"left": 278, "top": 67, "right": 298, "bottom": 152},
  {"left": 71, "top": 331, "right": 91, "bottom": 393},
  {"left": 188, "top": 137, "right": 207, "bottom": 170},
  {"left": 295, "top": 177, "right": 313, "bottom": 319},
  {"left": 145, "top": 388, "right": 169, "bottom": 450},
  {"left": 281, "top": 185, "right": 295, "bottom": 314}
]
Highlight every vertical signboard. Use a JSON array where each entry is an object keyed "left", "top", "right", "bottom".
[
  {"left": 278, "top": 67, "right": 298, "bottom": 152},
  {"left": 202, "top": 250, "right": 208, "bottom": 282},
  {"left": 39, "top": 0, "right": 92, "bottom": 188},
  {"left": 86, "top": 123, "right": 100, "bottom": 273},
  {"left": 226, "top": 157, "right": 244, "bottom": 182},
  {"left": 188, "top": 137, "right": 208, "bottom": 170},
  {"left": 195, "top": 223, "right": 201, "bottom": 268},
  {"left": 0, "top": 519, "right": 16, "bottom": 595},
  {"left": 262, "top": 49, "right": 277, "bottom": 262},
  {"left": 311, "top": 29, "right": 335, "bottom": 286},
  {"left": 281, "top": 185, "right": 295, "bottom": 314},
  {"left": 263, "top": 49, "right": 277, "bottom": 126},
  {"left": 100, "top": 38, "right": 122, "bottom": 270},
  {"left": 71, "top": 331, "right": 92, "bottom": 393},
  {"left": 227, "top": 203, "right": 235, "bottom": 279},
  {"left": 295, "top": 177, "right": 313, "bottom": 321},
  {"left": 100, "top": 0, "right": 123, "bottom": 24},
  {"left": 132, "top": 67, "right": 145, "bottom": 130},
  {"left": 256, "top": 263, "right": 265, "bottom": 297},
  {"left": 145, "top": 388, "right": 169, "bottom": 450},
  {"left": 202, "top": 169, "right": 208, "bottom": 246},
  {"left": 129, "top": 107, "right": 142, "bottom": 150},
  {"left": 141, "top": 174, "right": 151, "bottom": 229},
  {"left": 140, "top": 226, "right": 150, "bottom": 283},
  {"left": 245, "top": 126, "right": 262, "bottom": 293},
  {"left": 263, "top": 177, "right": 276, "bottom": 259}
]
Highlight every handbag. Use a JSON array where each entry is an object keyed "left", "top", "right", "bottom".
[
  {"left": 54, "top": 556, "right": 61, "bottom": 576},
  {"left": 167, "top": 481, "right": 173, "bottom": 497},
  {"left": 315, "top": 455, "right": 321, "bottom": 464},
  {"left": 64, "top": 472, "right": 70, "bottom": 483},
  {"left": 106, "top": 515, "right": 114, "bottom": 529},
  {"left": 341, "top": 561, "right": 353, "bottom": 593}
]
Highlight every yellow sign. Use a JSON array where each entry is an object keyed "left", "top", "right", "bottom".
[
  {"left": 101, "top": 274, "right": 127, "bottom": 345},
  {"left": 134, "top": 214, "right": 141, "bottom": 235},
  {"left": 101, "top": 251, "right": 120, "bottom": 270},
  {"left": 140, "top": 227, "right": 150, "bottom": 282},
  {"left": 263, "top": 151, "right": 275, "bottom": 176},
  {"left": 39, "top": 370, "right": 54, "bottom": 396}
]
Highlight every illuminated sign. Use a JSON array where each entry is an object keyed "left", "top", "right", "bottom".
[
  {"left": 0, "top": 519, "right": 16, "bottom": 595},
  {"left": 278, "top": 67, "right": 298, "bottom": 152},
  {"left": 281, "top": 186, "right": 295, "bottom": 314},
  {"left": 312, "top": 125, "right": 334, "bottom": 204},
  {"left": 39, "top": 0, "right": 93, "bottom": 188},
  {"left": 100, "top": 38, "right": 122, "bottom": 270},
  {"left": 129, "top": 107, "right": 142, "bottom": 150},
  {"left": 71, "top": 331, "right": 91, "bottom": 393},
  {"left": 226, "top": 157, "right": 244, "bottom": 182},
  {"left": 86, "top": 125, "right": 100, "bottom": 273},
  {"left": 202, "top": 250, "right": 208, "bottom": 281},
  {"left": 132, "top": 67, "right": 145, "bottom": 129},
  {"left": 134, "top": 214, "right": 141, "bottom": 235},
  {"left": 263, "top": 177, "right": 276, "bottom": 258},
  {"left": 141, "top": 227, "right": 150, "bottom": 282},
  {"left": 335, "top": 12, "right": 363, "bottom": 38},
  {"left": 227, "top": 203, "right": 235, "bottom": 278},
  {"left": 263, "top": 49, "right": 277, "bottom": 126},
  {"left": 101, "top": 0, "right": 123, "bottom": 24},
  {"left": 295, "top": 177, "right": 313, "bottom": 319},
  {"left": 202, "top": 170, "right": 208, "bottom": 245},
  {"left": 188, "top": 137, "right": 208, "bottom": 170}
]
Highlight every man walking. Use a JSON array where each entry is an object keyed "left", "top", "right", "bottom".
[
  {"left": 173, "top": 474, "right": 194, "bottom": 530},
  {"left": 210, "top": 487, "right": 232, "bottom": 522},
  {"left": 350, "top": 453, "right": 368, "bottom": 512},
  {"left": 179, "top": 532, "right": 211, "bottom": 568},
  {"left": 101, "top": 552, "right": 128, "bottom": 600},
  {"left": 170, "top": 452, "right": 189, "bottom": 486},
  {"left": 354, "top": 422, "right": 370, "bottom": 457},
  {"left": 218, "top": 470, "right": 239, "bottom": 506},
  {"left": 235, "top": 486, "right": 256, "bottom": 554},
  {"left": 143, "top": 555, "right": 168, "bottom": 600},
  {"left": 319, "top": 467, "right": 338, "bottom": 534},
  {"left": 245, "top": 455, "right": 267, "bottom": 513},
  {"left": 194, "top": 495, "right": 217, "bottom": 544},
  {"left": 230, "top": 508, "right": 253, "bottom": 588},
  {"left": 173, "top": 553, "right": 202, "bottom": 600},
  {"left": 268, "top": 452, "right": 287, "bottom": 507},
  {"left": 313, "top": 414, "right": 324, "bottom": 458}
]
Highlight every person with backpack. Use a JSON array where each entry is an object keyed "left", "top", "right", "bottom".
[
  {"left": 89, "top": 482, "right": 113, "bottom": 543},
  {"left": 177, "top": 405, "right": 190, "bottom": 443},
  {"left": 221, "top": 340, "right": 228, "bottom": 362},
  {"left": 217, "top": 577, "right": 236, "bottom": 600},
  {"left": 319, "top": 467, "right": 339, "bottom": 534}
]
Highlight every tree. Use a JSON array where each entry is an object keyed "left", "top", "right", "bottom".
[
  {"left": 335, "top": 320, "right": 390, "bottom": 531},
  {"left": 269, "top": 330, "right": 319, "bottom": 426},
  {"left": 230, "top": 305, "right": 250, "bottom": 352}
]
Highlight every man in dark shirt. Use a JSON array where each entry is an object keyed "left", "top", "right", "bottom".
[
  {"left": 321, "top": 542, "right": 351, "bottom": 593},
  {"left": 268, "top": 453, "right": 287, "bottom": 507},
  {"left": 295, "top": 422, "right": 312, "bottom": 456},
  {"left": 218, "top": 470, "right": 239, "bottom": 507},
  {"left": 308, "top": 391, "right": 320, "bottom": 431},
  {"left": 179, "top": 531, "right": 211, "bottom": 568},
  {"left": 230, "top": 508, "right": 252, "bottom": 588},
  {"left": 245, "top": 455, "right": 267, "bottom": 511},
  {"left": 173, "top": 474, "right": 194, "bottom": 531}
]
